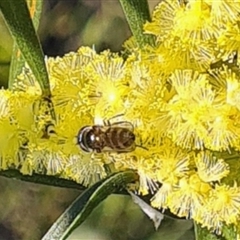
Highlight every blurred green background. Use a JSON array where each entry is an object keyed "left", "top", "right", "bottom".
[{"left": 0, "top": 0, "right": 194, "bottom": 239}]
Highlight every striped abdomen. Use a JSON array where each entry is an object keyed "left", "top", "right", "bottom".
[{"left": 105, "top": 127, "right": 135, "bottom": 151}]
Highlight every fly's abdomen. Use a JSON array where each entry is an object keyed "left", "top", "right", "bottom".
[{"left": 106, "top": 127, "right": 135, "bottom": 150}]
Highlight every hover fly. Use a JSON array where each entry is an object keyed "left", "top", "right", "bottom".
[{"left": 77, "top": 116, "right": 136, "bottom": 153}]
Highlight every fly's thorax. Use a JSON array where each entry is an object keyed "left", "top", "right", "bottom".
[{"left": 78, "top": 125, "right": 107, "bottom": 152}]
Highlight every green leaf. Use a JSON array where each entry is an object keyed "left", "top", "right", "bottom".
[
  {"left": 0, "top": 169, "right": 86, "bottom": 191},
  {"left": 222, "top": 224, "right": 237, "bottom": 240},
  {"left": 41, "top": 170, "right": 138, "bottom": 240},
  {"left": 194, "top": 222, "right": 226, "bottom": 240},
  {"left": 0, "top": 0, "right": 50, "bottom": 97},
  {"left": 0, "top": 61, "right": 10, "bottom": 88},
  {"left": 8, "top": 0, "right": 43, "bottom": 89},
  {"left": 119, "top": 0, "right": 155, "bottom": 48}
]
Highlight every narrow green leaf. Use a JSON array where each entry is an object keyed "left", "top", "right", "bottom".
[
  {"left": 0, "top": 169, "right": 86, "bottom": 191},
  {"left": 41, "top": 170, "right": 138, "bottom": 240},
  {"left": 119, "top": 0, "right": 154, "bottom": 48},
  {"left": 0, "top": 61, "right": 10, "bottom": 88},
  {"left": 0, "top": 0, "right": 50, "bottom": 97},
  {"left": 8, "top": 0, "right": 43, "bottom": 89},
  {"left": 8, "top": 45, "right": 25, "bottom": 89}
]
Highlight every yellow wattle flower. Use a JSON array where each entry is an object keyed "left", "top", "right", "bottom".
[{"left": 2, "top": 0, "right": 240, "bottom": 235}]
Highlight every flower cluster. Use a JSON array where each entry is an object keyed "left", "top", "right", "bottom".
[{"left": 2, "top": 0, "right": 240, "bottom": 235}]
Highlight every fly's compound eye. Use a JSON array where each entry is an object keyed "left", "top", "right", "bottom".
[{"left": 77, "top": 126, "right": 95, "bottom": 152}]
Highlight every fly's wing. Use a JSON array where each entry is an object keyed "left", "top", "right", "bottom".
[
  {"left": 107, "top": 121, "right": 134, "bottom": 131},
  {"left": 100, "top": 143, "right": 136, "bottom": 153},
  {"left": 116, "top": 143, "right": 136, "bottom": 153}
]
